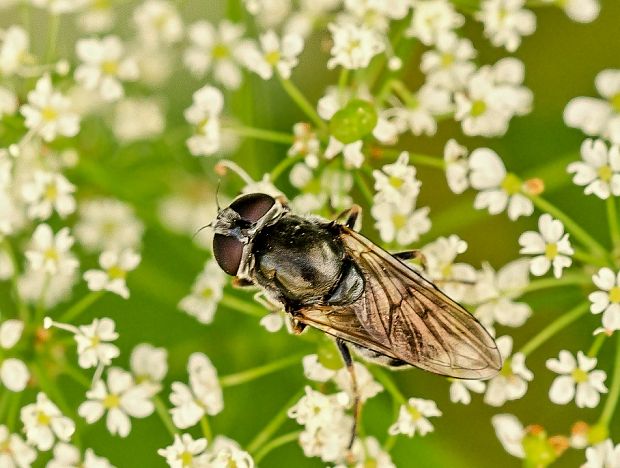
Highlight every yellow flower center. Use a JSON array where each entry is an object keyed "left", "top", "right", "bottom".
[
  {"left": 212, "top": 43, "right": 229, "bottom": 59},
  {"left": 545, "top": 243, "right": 558, "bottom": 259},
  {"left": 107, "top": 265, "right": 127, "bottom": 280},
  {"left": 441, "top": 264, "right": 453, "bottom": 278},
  {"left": 392, "top": 214, "right": 407, "bottom": 229},
  {"left": 90, "top": 335, "right": 101, "bottom": 347},
  {"left": 610, "top": 92, "right": 620, "bottom": 113},
  {"left": 36, "top": 411, "right": 51, "bottom": 426},
  {"left": 441, "top": 53, "right": 454, "bottom": 67},
  {"left": 609, "top": 286, "right": 620, "bottom": 303},
  {"left": 201, "top": 287, "right": 213, "bottom": 299},
  {"left": 45, "top": 183, "right": 58, "bottom": 201},
  {"left": 365, "top": 459, "right": 378, "bottom": 468},
  {"left": 389, "top": 176, "right": 403, "bottom": 189},
  {"left": 101, "top": 60, "right": 119, "bottom": 75},
  {"left": 41, "top": 106, "right": 58, "bottom": 122},
  {"left": 44, "top": 248, "right": 59, "bottom": 261},
  {"left": 500, "top": 360, "right": 513, "bottom": 377},
  {"left": 265, "top": 50, "right": 281, "bottom": 66},
  {"left": 0, "top": 439, "right": 11, "bottom": 453},
  {"left": 501, "top": 173, "right": 522, "bottom": 195},
  {"left": 180, "top": 451, "right": 193, "bottom": 466},
  {"left": 104, "top": 393, "right": 120, "bottom": 409},
  {"left": 572, "top": 368, "right": 589, "bottom": 383},
  {"left": 598, "top": 165, "right": 613, "bottom": 182},
  {"left": 470, "top": 99, "right": 487, "bottom": 117},
  {"left": 407, "top": 405, "right": 422, "bottom": 421}
]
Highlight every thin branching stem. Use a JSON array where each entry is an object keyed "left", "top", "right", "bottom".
[
  {"left": 253, "top": 430, "right": 302, "bottom": 463},
  {"left": 278, "top": 75, "right": 326, "bottom": 131},
  {"left": 154, "top": 395, "right": 178, "bottom": 437},
  {"left": 598, "top": 334, "right": 620, "bottom": 427},
  {"left": 228, "top": 125, "right": 295, "bottom": 145},
  {"left": 59, "top": 291, "right": 105, "bottom": 323},
  {"left": 219, "top": 353, "right": 305, "bottom": 387}
]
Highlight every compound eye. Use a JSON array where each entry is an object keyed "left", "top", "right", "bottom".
[
  {"left": 230, "top": 193, "right": 275, "bottom": 223},
  {"left": 213, "top": 234, "right": 243, "bottom": 276}
]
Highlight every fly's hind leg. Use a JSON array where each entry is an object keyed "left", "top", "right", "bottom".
[
  {"left": 393, "top": 250, "right": 425, "bottom": 263},
  {"left": 335, "top": 204, "right": 362, "bottom": 231},
  {"left": 336, "top": 338, "right": 360, "bottom": 452}
]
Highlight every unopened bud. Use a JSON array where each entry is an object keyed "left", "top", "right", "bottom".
[{"left": 524, "top": 177, "right": 545, "bottom": 195}]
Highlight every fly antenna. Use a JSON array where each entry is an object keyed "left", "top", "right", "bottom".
[
  {"left": 215, "top": 179, "right": 222, "bottom": 211},
  {"left": 192, "top": 222, "right": 212, "bottom": 241}
]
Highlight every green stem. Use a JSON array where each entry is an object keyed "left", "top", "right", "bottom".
[
  {"left": 46, "top": 14, "right": 60, "bottom": 63},
  {"left": 6, "top": 391, "right": 21, "bottom": 432},
  {"left": 278, "top": 75, "right": 326, "bottom": 131},
  {"left": 228, "top": 126, "right": 295, "bottom": 145},
  {"left": 598, "top": 334, "right": 620, "bottom": 426},
  {"left": 573, "top": 249, "right": 610, "bottom": 268},
  {"left": 520, "top": 272, "right": 592, "bottom": 295},
  {"left": 354, "top": 171, "right": 374, "bottom": 206},
  {"left": 519, "top": 302, "right": 590, "bottom": 357},
  {"left": 2, "top": 241, "right": 30, "bottom": 321},
  {"left": 270, "top": 154, "right": 305, "bottom": 183},
  {"left": 0, "top": 390, "right": 10, "bottom": 423},
  {"left": 247, "top": 388, "right": 305, "bottom": 454},
  {"left": 373, "top": 148, "right": 445, "bottom": 170},
  {"left": 62, "top": 363, "right": 91, "bottom": 388},
  {"left": 219, "top": 353, "right": 304, "bottom": 387},
  {"left": 200, "top": 416, "right": 213, "bottom": 443},
  {"left": 370, "top": 367, "right": 406, "bottom": 404},
  {"left": 35, "top": 274, "right": 51, "bottom": 322},
  {"left": 606, "top": 197, "right": 620, "bottom": 252},
  {"left": 219, "top": 293, "right": 266, "bottom": 318},
  {"left": 338, "top": 68, "right": 349, "bottom": 93},
  {"left": 253, "top": 431, "right": 301, "bottom": 463},
  {"left": 528, "top": 195, "right": 609, "bottom": 261},
  {"left": 154, "top": 395, "right": 178, "bottom": 437},
  {"left": 390, "top": 80, "right": 418, "bottom": 108},
  {"left": 588, "top": 334, "right": 607, "bottom": 358},
  {"left": 59, "top": 291, "right": 105, "bottom": 323}
]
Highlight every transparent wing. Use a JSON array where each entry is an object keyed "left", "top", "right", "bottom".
[{"left": 293, "top": 226, "right": 501, "bottom": 380}]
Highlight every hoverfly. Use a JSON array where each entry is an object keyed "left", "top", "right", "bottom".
[{"left": 212, "top": 192, "right": 501, "bottom": 444}]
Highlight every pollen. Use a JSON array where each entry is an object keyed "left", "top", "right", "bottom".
[
  {"left": 44, "top": 248, "right": 59, "bottom": 261},
  {"left": 597, "top": 165, "right": 613, "bottom": 182},
  {"left": 609, "top": 286, "right": 620, "bottom": 303},
  {"left": 392, "top": 214, "right": 407, "bottom": 229},
  {"left": 36, "top": 411, "right": 51, "bottom": 426},
  {"left": 212, "top": 43, "right": 229, "bottom": 59},
  {"left": 201, "top": 287, "right": 214, "bottom": 299},
  {"left": 389, "top": 176, "right": 404, "bottom": 189},
  {"left": 180, "top": 451, "right": 194, "bottom": 466},
  {"left": 41, "top": 106, "right": 58, "bottom": 122},
  {"left": 501, "top": 173, "right": 523, "bottom": 195},
  {"left": 265, "top": 50, "right": 281, "bottom": 66},
  {"left": 107, "top": 265, "right": 127, "bottom": 280},
  {"left": 470, "top": 99, "right": 487, "bottom": 117},
  {"left": 571, "top": 368, "right": 589, "bottom": 383},
  {"left": 407, "top": 405, "right": 422, "bottom": 421},
  {"left": 103, "top": 393, "right": 120, "bottom": 409},
  {"left": 441, "top": 53, "right": 454, "bottom": 67},
  {"left": 101, "top": 60, "right": 119, "bottom": 75},
  {"left": 45, "top": 183, "right": 58, "bottom": 200},
  {"left": 545, "top": 243, "right": 558, "bottom": 259}
]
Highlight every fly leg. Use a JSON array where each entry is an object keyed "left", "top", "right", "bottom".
[
  {"left": 336, "top": 338, "right": 359, "bottom": 452},
  {"left": 232, "top": 277, "right": 254, "bottom": 288},
  {"left": 335, "top": 205, "right": 362, "bottom": 231},
  {"left": 393, "top": 250, "right": 425, "bottom": 263}
]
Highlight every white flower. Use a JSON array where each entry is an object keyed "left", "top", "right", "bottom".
[
  {"left": 386, "top": 84, "right": 452, "bottom": 137},
  {"left": 288, "top": 386, "right": 349, "bottom": 429},
  {"left": 371, "top": 197, "right": 431, "bottom": 245},
  {"left": 476, "top": 0, "right": 536, "bottom": 52},
  {"left": 78, "top": 367, "right": 154, "bottom": 437},
  {"left": 484, "top": 336, "right": 533, "bottom": 406},
  {"left": 184, "top": 20, "right": 245, "bottom": 89},
  {"left": 20, "top": 74, "right": 80, "bottom": 141},
  {"left": 84, "top": 249, "right": 141, "bottom": 299},
  {"left": 421, "top": 33, "right": 476, "bottom": 90},
  {"left": 21, "top": 170, "right": 76, "bottom": 220},
  {"left": 133, "top": 0, "right": 183, "bottom": 47},
  {"left": 1, "top": 357, "right": 29, "bottom": 392},
  {"left": 259, "top": 312, "right": 284, "bottom": 333},
  {"left": 0, "top": 319, "right": 24, "bottom": 349},
  {"left": 491, "top": 414, "right": 525, "bottom": 458},
  {"left": 31, "top": 0, "right": 86, "bottom": 14},
  {"left": 543, "top": 0, "right": 600, "bottom": 22},
  {"left": 346, "top": 436, "right": 395, "bottom": 468},
  {"left": 372, "top": 151, "right": 421, "bottom": 203},
  {"left": 25, "top": 224, "right": 79, "bottom": 275},
  {"left": 406, "top": 0, "right": 464, "bottom": 46},
  {"left": 21, "top": 392, "right": 75, "bottom": 450},
  {"left": 130, "top": 343, "right": 168, "bottom": 395},
  {"left": 158, "top": 433, "right": 209, "bottom": 468},
  {"left": 455, "top": 60, "right": 532, "bottom": 137},
  {"left": 324, "top": 137, "right": 365, "bottom": 168},
  {"left": 0, "top": 425, "right": 37, "bottom": 467},
  {"left": 0, "top": 85, "right": 18, "bottom": 117},
  {"left": 75, "top": 318, "right": 121, "bottom": 369},
  {"left": 113, "top": 98, "right": 165, "bottom": 143},
  {"left": 184, "top": 85, "right": 224, "bottom": 157},
  {"left": 47, "top": 442, "right": 114, "bottom": 468},
  {"left": 388, "top": 398, "right": 442, "bottom": 437},
  {"left": 75, "top": 198, "right": 144, "bottom": 253},
  {"left": 243, "top": 0, "right": 291, "bottom": 28},
  {"left": 169, "top": 353, "right": 223, "bottom": 429},
  {"left": 469, "top": 148, "right": 533, "bottom": 220},
  {"left": 583, "top": 440, "right": 620, "bottom": 468},
  {"left": 208, "top": 441, "right": 254, "bottom": 468},
  {"left": 75, "top": 35, "right": 139, "bottom": 101},
  {"left": 474, "top": 260, "right": 532, "bottom": 329},
  {"left": 449, "top": 379, "right": 486, "bottom": 404},
  {"left": 546, "top": 350, "right": 607, "bottom": 408},
  {"left": 18, "top": 267, "right": 78, "bottom": 309},
  {"left": 519, "top": 214, "right": 574, "bottom": 278},
  {"left": 239, "top": 30, "right": 303, "bottom": 79},
  {"left": 589, "top": 267, "right": 620, "bottom": 335},
  {"left": 333, "top": 363, "right": 383, "bottom": 403},
  {"left": 564, "top": 69, "right": 620, "bottom": 145},
  {"left": 327, "top": 21, "right": 385, "bottom": 70},
  {"left": 288, "top": 122, "right": 320, "bottom": 168},
  {"left": 567, "top": 139, "right": 620, "bottom": 199},
  {"left": 0, "top": 26, "right": 30, "bottom": 76},
  {"left": 178, "top": 260, "right": 226, "bottom": 324},
  {"left": 302, "top": 354, "right": 337, "bottom": 382},
  {"left": 78, "top": 0, "right": 116, "bottom": 33},
  {"left": 444, "top": 139, "right": 470, "bottom": 194}
]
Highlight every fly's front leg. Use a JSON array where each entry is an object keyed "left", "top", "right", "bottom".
[
  {"left": 336, "top": 338, "right": 359, "bottom": 451},
  {"left": 232, "top": 277, "right": 254, "bottom": 288},
  {"left": 393, "top": 250, "right": 425, "bottom": 263},
  {"left": 335, "top": 204, "right": 362, "bottom": 231}
]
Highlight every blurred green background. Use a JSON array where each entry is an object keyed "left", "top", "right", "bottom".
[{"left": 2, "top": 0, "right": 620, "bottom": 466}]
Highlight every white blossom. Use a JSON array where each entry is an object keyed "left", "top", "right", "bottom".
[
  {"left": 327, "top": 21, "right": 384, "bottom": 70},
  {"left": 21, "top": 392, "right": 75, "bottom": 450},
  {"left": 0, "top": 26, "right": 30, "bottom": 76},
  {"left": 449, "top": 379, "right": 486, "bottom": 404},
  {"left": 47, "top": 442, "right": 115, "bottom": 468},
  {"left": 25, "top": 224, "right": 79, "bottom": 275},
  {"left": 567, "top": 139, "right": 620, "bottom": 199},
  {"left": 546, "top": 350, "right": 607, "bottom": 408},
  {"left": 130, "top": 343, "right": 168, "bottom": 395},
  {"left": 133, "top": 0, "right": 183, "bottom": 47},
  {"left": 491, "top": 414, "right": 525, "bottom": 459},
  {"left": 444, "top": 139, "right": 470, "bottom": 194},
  {"left": 583, "top": 440, "right": 620, "bottom": 468},
  {"left": 476, "top": 0, "right": 536, "bottom": 52},
  {"left": 421, "top": 33, "right": 476, "bottom": 90},
  {"left": 21, "top": 170, "right": 76, "bottom": 220},
  {"left": 84, "top": 249, "right": 141, "bottom": 299},
  {"left": 184, "top": 85, "right": 224, "bottom": 157},
  {"left": 406, "top": 0, "right": 463, "bottom": 46},
  {"left": 74, "top": 318, "right": 121, "bottom": 370},
  {"left": 484, "top": 336, "right": 533, "bottom": 406},
  {"left": 239, "top": 30, "right": 303, "bottom": 79},
  {"left": 158, "top": 433, "right": 209, "bottom": 468},
  {"left": 178, "top": 260, "right": 226, "bottom": 324},
  {"left": 589, "top": 267, "right": 620, "bottom": 335},
  {"left": 0, "top": 425, "right": 37, "bottom": 468},
  {"left": 519, "top": 214, "right": 574, "bottom": 278},
  {"left": 388, "top": 397, "right": 442, "bottom": 437}
]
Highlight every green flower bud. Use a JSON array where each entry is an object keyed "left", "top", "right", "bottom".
[
  {"left": 523, "top": 430, "right": 558, "bottom": 468},
  {"left": 588, "top": 423, "right": 609, "bottom": 445},
  {"left": 329, "top": 99, "right": 378, "bottom": 144}
]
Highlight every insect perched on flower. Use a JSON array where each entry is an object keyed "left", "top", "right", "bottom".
[{"left": 210, "top": 192, "right": 502, "bottom": 445}]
